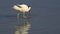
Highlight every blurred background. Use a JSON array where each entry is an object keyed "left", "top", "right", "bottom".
[{"left": 0, "top": 0, "right": 60, "bottom": 34}]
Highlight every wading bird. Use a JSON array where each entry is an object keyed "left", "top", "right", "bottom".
[
  {"left": 12, "top": 4, "right": 31, "bottom": 34},
  {"left": 13, "top": 4, "right": 31, "bottom": 18}
]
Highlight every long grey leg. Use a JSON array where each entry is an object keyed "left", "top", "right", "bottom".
[{"left": 17, "top": 13, "right": 20, "bottom": 23}]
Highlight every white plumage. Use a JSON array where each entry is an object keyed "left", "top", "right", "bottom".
[
  {"left": 13, "top": 4, "right": 31, "bottom": 12},
  {"left": 13, "top": 4, "right": 31, "bottom": 17}
]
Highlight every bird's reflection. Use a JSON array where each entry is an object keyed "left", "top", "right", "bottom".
[
  {"left": 14, "top": 22, "right": 31, "bottom": 34},
  {"left": 14, "top": 14, "right": 31, "bottom": 34}
]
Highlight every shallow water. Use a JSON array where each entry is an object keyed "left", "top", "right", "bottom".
[{"left": 0, "top": 0, "right": 60, "bottom": 34}]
